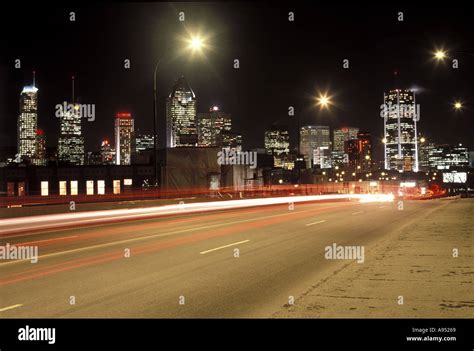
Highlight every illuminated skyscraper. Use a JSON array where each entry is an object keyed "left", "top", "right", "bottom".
[
  {"left": 17, "top": 73, "right": 38, "bottom": 162},
  {"left": 356, "top": 131, "right": 372, "bottom": 172},
  {"left": 57, "top": 107, "right": 85, "bottom": 165},
  {"left": 197, "top": 106, "right": 232, "bottom": 147},
  {"left": 217, "top": 131, "right": 242, "bottom": 152},
  {"left": 314, "top": 147, "right": 332, "bottom": 169},
  {"left": 134, "top": 133, "right": 155, "bottom": 153},
  {"left": 382, "top": 89, "right": 419, "bottom": 172},
  {"left": 115, "top": 112, "right": 134, "bottom": 165},
  {"left": 57, "top": 77, "right": 85, "bottom": 165},
  {"left": 166, "top": 76, "right": 197, "bottom": 147},
  {"left": 428, "top": 144, "right": 469, "bottom": 170},
  {"left": 265, "top": 126, "right": 290, "bottom": 168},
  {"left": 300, "top": 125, "right": 331, "bottom": 167},
  {"left": 419, "top": 142, "right": 434, "bottom": 171},
  {"left": 33, "top": 128, "right": 47, "bottom": 166},
  {"left": 100, "top": 139, "right": 115, "bottom": 165},
  {"left": 333, "top": 127, "right": 359, "bottom": 153},
  {"left": 346, "top": 131, "right": 372, "bottom": 172}
]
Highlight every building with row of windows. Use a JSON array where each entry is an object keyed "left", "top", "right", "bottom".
[
  {"left": 197, "top": 106, "right": 231, "bottom": 146},
  {"left": 264, "top": 126, "right": 291, "bottom": 168},
  {"left": 17, "top": 84, "right": 39, "bottom": 162},
  {"left": 419, "top": 143, "right": 469, "bottom": 170},
  {"left": 300, "top": 125, "right": 331, "bottom": 168},
  {"left": 333, "top": 127, "right": 359, "bottom": 153},
  {"left": 134, "top": 133, "right": 154, "bottom": 153},
  {"left": 114, "top": 112, "right": 134, "bottom": 165},
  {"left": 197, "top": 106, "right": 242, "bottom": 151},
  {"left": 16, "top": 72, "right": 47, "bottom": 166},
  {"left": 166, "top": 76, "right": 198, "bottom": 147},
  {"left": 57, "top": 106, "right": 85, "bottom": 165},
  {"left": 382, "top": 89, "right": 419, "bottom": 172},
  {"left": 345, "top": 131, "right": 372, "bottom": 172},
  {"left": 1, "top": 164, "right": 151, "bottom": 197}
]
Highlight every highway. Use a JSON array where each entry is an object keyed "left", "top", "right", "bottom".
[{"left": 0, "top": 197, "right": 451, "bottom": 318}]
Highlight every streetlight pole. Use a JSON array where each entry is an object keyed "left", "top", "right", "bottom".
[
  {"left": 151, "top": 34, "right": 207, "bottom": 189},
  {"left": 153, "top": 60, "right": 160, "bottom": 188}
]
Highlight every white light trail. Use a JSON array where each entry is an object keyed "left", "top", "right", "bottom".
[
  {"left": 1, "top": 194, "right": 394, "bottom": 236},
  {"left": 358, "top": 193, "right": 395, "bottom": 203}
]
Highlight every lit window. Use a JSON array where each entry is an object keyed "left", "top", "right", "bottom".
[
  {"left": 59, "top": 181, "right": 67, "bottom": 195},
  {"left": 98, "top": 180, "right": 105, "bottom": 195},
  {"left": 113, "top": 180, "right": 121, "bottom": 195},
  {"left": 86, "top": 180, "right": 94, "bottom": 195},
  {"left": 70, "top": 181, "right": 78, "bottom": 196},
  {"left": 123, "top": 179, "right": 132, "bottom": 186},
  {"left": 41, "top": 181, "right": 49, "bottom": 196}
]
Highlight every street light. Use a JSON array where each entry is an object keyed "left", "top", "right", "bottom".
[
  {"left": 316, "top": 93, "right": 332, "bottom": 109},
  {"left": 432, "top": 47, "right": 474, "bottom": 61},
  {"left": 190, "top": 37, "right": 203, "bottom": 50},
  {"left": 152, "top": 32, "right": 210, "bottom": 187},
  {"left": 434, "top": 50, "right": 447, "bottom": 60},
  {"left": 453, "top": 101, "right": 463, "bottom": 110}
]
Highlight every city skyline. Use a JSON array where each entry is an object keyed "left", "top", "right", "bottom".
[
  {"left": 0, "top": 2, "right": 473, "bottom": 340},
  {"left": 7, "top": 73, "right": 472, "bottom": 173},
  {"left": 1, "top": 3, "right": 473, "bottom": 159}
]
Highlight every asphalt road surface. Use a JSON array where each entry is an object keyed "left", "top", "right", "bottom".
[{"left": 0, "top": 198, "right": 452, "bottom": 318}]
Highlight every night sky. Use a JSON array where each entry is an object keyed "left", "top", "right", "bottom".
[{"left": 1, "top": 2, "right": 473, "bottom": 161}]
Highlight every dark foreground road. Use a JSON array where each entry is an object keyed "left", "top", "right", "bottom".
[{"left": 0, "top": 198, "right": 469, "bottom": 318}]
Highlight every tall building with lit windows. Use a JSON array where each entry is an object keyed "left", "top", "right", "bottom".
[
  {"left": 428, "top": 144, "right": 469, "bottom": 170},
  {"left": 419, "top": 142, "right": 435, "bottom": 171},
  {"left": 382, "top": 89, "right": 419, "bottom": 172},
  {"left": 197, "top": 106, "right": 232, "bottom": 147},
  {"left": 57, "top": 104, "right": 85, "bottom": 165},
  {"left": 33, "top": 129, "right": 47, "bottom": 166},
  {"left": 115, "top": 112, "right": 134, "bottom": 165},
  {"left": 166, "top": 76, "right": 198, "bottom": 147},
  {"left": 17, "top": 81, "right": 38, "bottom": 162},
  {"left": 265, "top": 125, "right": 290, "bottom": 168},
  {"left": 100, "top": 139, "right": 115, "bottom": 164},
  {"left": 217, "top": 131, "right": 242, "bottom": 152},
  {"left": 345, "top": 131, "right": 372, "bottom": 172},
  {"left": 333, "top": 127, "right": 359, "bottom": 153},
  {"left": 58, "top": 77, "right": 85, "bottom": 165},
  {"left": 300, "top": 125, "right": 331, "bottom": 167},
  {"left": 134, "top": 133, "right": 155, "bottom": 153}
]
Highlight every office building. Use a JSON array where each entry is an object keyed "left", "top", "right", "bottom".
[
  {"left": 134, "top": 133, "right": 155, "bottom": 153},
  {"left": 382, "top": 89, "right": 419, "bottom": 172},
  {"left": 115, "top": 112, "right": 134, "bottom": 165},
  {"left": 300, "top": 125, "right": 331, "bottom": 167},
  {"left": 333, "top": 127, "right": 358, "bottom": 153},
  {"left": 166, "top": 75, "right": 198, "bottom": 147},
  {"left": 197, "top": 106, "right": 232, "bottom": 147},
  {"left": 17, "top": 76, "right": 38, "bottom": 163},
  {"left": 264, "top": 126, "right": 290, "bottom": 168}
]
